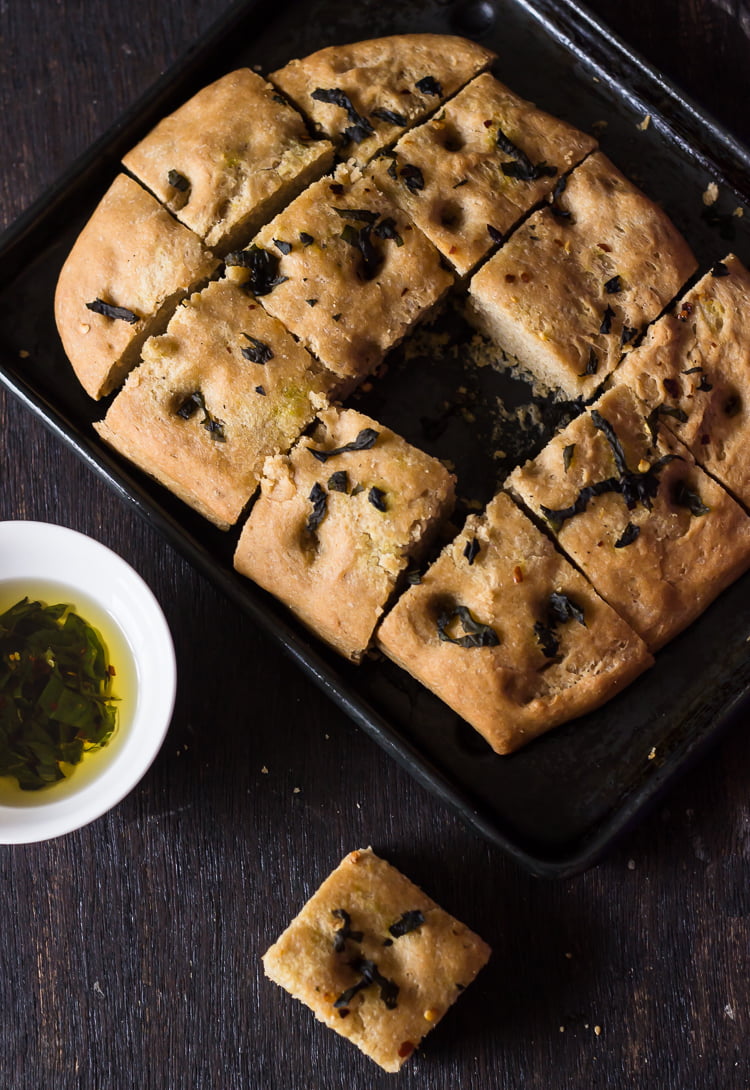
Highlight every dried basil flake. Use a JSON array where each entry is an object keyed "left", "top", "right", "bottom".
[
  {"left": 399, "top": 163, "right": 425, "bottom": 192},
  {"left": 496, "top": 127, "right": 557, "bottom": 182},
  {"left": 599, "top": 305, "right": 615, "bottom": 335},
  {"left": 563, "top": 443, "right": 576, "bottom": 473},
  {"left": 274, "top": 238, "right": 292, "bottom": 255},
  {"left": 614, "top": 522, "right": 640, "bottom": 548},
  {"left": 255, "top": 385, "right": 266, "bottom": 396},
  {"left": 604, "top": 275, "right": 622, "bottom": 294},
  {"left": 299, "top": 232, "right": 315, "bottom": 246},
  {"left": 333, "top": 956, "right": 399, "bottom": 1011},
  {"left": 373, "top": 217, "right": 403, "bottom": 246},
  {"left": 327, "top": 470, "right": 348, "bottom": 493},
  {"left": 225, "top": 245, "right": 288, "bottom": 296},
  {"left": 672, "top": 480, "right": 710, "bottom": 516},
  {"left": 333, "top": 207, "right": 378, "bottom": 224},
  {"left": 368, "top": 486, "right": 387, "bottom": 512},
  {"left": 332, "top": 908, "right": 363, "bottom": 952},
  {"left": 371, "top": 106, "right": 408, "bottom": 127},
  {"left": 175, "top": 390, "right": 225, "bottom": 442},
  {"left": 306, "top": 482, "right": 327, "bottom": 533}
]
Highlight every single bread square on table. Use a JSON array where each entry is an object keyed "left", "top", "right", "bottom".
[
  {"left": 611, "top": 254, "right": 750, "bottom": 508},
  {"left": 95, "top": 279, "right": 335, "bottom": 530},
  {"left": 122, "top": 69, "right": 334, "bottom": 255},
  {"left": 369, "top": 71, "right": 597, "bottom": 276},
  {"left": 54, "top": 173, "right": 219, "bottom": 401},
  {"left": 467, "top": 152, "right": 697, "bottom": 400},
  {"left": 377, "top": 491, "right": 652, "bottom": 754},
  {"left": 262, "top": 847, "right": 491, "bottom": 1073},
  {"left": 228, "top": 165, "right": 454, "bottom": 389},
  {"left": 508, "top": 384, "right": 750, "bottom": 651},
  {"left": 233, "top": 406, "right": 455, "bottom": 661},
  {"left": 270, "top": 34, "right": 496, "bottom": 169}
]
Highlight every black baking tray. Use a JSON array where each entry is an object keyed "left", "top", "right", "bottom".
[{"left": 1, "top": 0, "right": 750, "bottom": 878}]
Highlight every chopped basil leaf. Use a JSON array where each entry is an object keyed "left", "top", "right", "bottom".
[
  {"left": 463, "top": 537, "right": 480, "bottom": 565},
  {"left": 306, "top": 482, "right": 327, "bottom": 533},
  {"left": 389, "top": 910, "right": 425, "bottom": 938},
  {"left": 621, "top": 325, "right": 638, "bottom": 346},
  {"left": 437, "top": 605, "right": 499, "bottom": 649},
  {"left": 85, "top": 298, "right": 139, "bottom": 324},
  {"left": 371, "top": 106, "right": 408, "bottom": 126},
  {"left": 274, "top": 238, "right": 292, "bottom": 255},
  {"left": 672, "top": 480, "right": 710, "bottom": 516},
  {"left": 533, "top": 620, "right": 559, "bottom": 658},
  {"left": 332, "top": 207, "right": 378, "bottom": 224},
  {"left": 240, "top": 334, "right": 274, "bottom": 364},
  {"left": 340, "top": 222, "right": 383, "bottom": 280},
  {"left": 487, "top": 224, "right": 504, "bottom": 243},
  {"left": 604, "top": 275, "right": 622, "bottom": 294},
  {"left": 306, "top": 298, "right": 318, "bottom": 307},
  {"left": 563, "top": 443, "right": 576, "bottom": 473},
  {"left": 255, "top": 385, "right": 266, "bottom": 395},
  {"left": 645, "top": 405, "right": 688, "bottom": 443},
  {"left": 534, "top": 592, "right": 585, "bottom": 659},
  {"left": 580, "top": 347, "right": 598, "bottom": 377},
  {"left": 373, "top": 217, "right": 403, "bottom": 246},
  {"left": 175, "top": 390, "right": 226, "bottom": 441},
  {"left": 333, "top": 956, "right": 398, "bottom": 1011},
  {"left": 496, "top": 127, "right": 557, "bottom": 182},
  {"left": 327, "top": 470, "right": 348, "bottom": 493},
  {"left": 332, "top": 908, "right": 363, "bottom": 952},
  {"left": 368, "top": 486, "right": 387, "bottom": 512},
  {"left": 299, "top": 232, "right": 315, "bottom": 246},
  {"left": 167, "top": 169, "right": 189, "bottom": 192},
  {"left": 614, "top": 522, "right": 640, "bottom": 548},
  {"left": 399, "top": 163, "right": 425, "bottom": 192},
  {"left": 599, "top": 305, "right": 615, "bottom": 335},
  {"left": 308, "top": 428, "right": 379, "bottom": 462},
  {"left": 311, "top": 87, "right": 373, "bottom": 144},
  {"left": 415, "top": 75, "right": 442, "bottom": 96},
  {"left": 697, "top": 374, "right": 713, "bottom": 392},
  {"left": 225, "top": 245, "right": 288, "bottom": 296}
]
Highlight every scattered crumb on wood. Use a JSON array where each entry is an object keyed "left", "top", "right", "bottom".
[
  {"left": 702, "top": 182, "right": 719, "bottom": 206},
  {"left": 637, "top": 114, "right": 651, "bottom": 131}
]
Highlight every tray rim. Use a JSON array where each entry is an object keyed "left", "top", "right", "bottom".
[{"left": 1, "top": 0, "right": 749, "bottom": 879}]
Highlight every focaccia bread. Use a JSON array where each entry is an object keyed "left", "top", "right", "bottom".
[
  {"left": 370, "top": 71, "right": 597, "bottom": 276},
  {"left": 233, "top": 406, "right": 455, "bottom": 660},
  {"left": 262, "top": 848, "right": 491, "bottom": 1073},
  {"left": 378, "top": 491, "right": 652, "bottom": 754},
  {"left": 467, "top": 152, "right": 697, "bottom": 399},
  {"left": 231, "top": 164, "right": 453, "bottom": 387},
  {"left": 54, "top": 173, "right": 219, "bottom": 400},
  {"left": 270, "top": 34, "right": 495, "bottom": 168},
  {"left": 95, "top": 279, "right": 334, "bottom": 529},
  {"left": 123, "top": 68, "right": 334, "bottom": 254},
  {"left": 508, "top": 384, "right": 750, "bottom": 650},
  {"left": 612, "top": 253, "right": 750, "bottom": 507}
]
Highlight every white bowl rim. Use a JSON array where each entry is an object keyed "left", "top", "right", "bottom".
[{"left": 0, "top": 520, "right": 176, "bottom": 843}]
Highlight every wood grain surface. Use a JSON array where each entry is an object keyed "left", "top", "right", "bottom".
[{"left": 0, "top": 2, "right": 749, "bottom": 1088}]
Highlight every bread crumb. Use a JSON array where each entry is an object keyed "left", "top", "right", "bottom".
[
  {"left": 702, "top": 182, "right": 719, "bottom": 206},
  {"left": 733, "top": 207, "right": 744, "bottom": 218},
  {"left": 594, "top": 1025, "right": 602, "bottom": 1036},
  {"left": 559, "top": 1025, "right": 565, "bottom": 1032},
  {"left": 261, "top": 765, "right": 269, "bottom": 774},
  {"left": 565, "top": 952, "right": 573, "bottom": 960},
  {"left": 627, "top": 859, "right": 636, "bottom": 870},
  {"left": 637, "top": 114, "right": 651, "bottom": 131},
  {"left": 293, "top": 786, "right": 301, "bottom": 794},
  {"left": 648, "top": 746, "right": 657, "bottom": 760},
  {"left": 18, "top": 349, "right": 30, "bottom": 358}
]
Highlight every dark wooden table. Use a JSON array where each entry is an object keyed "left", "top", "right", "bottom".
[{"left": 1, "top": 2, "right": 748, "bottom": 1087}]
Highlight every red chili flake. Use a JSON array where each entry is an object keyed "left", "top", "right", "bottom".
[
  {"left": 520, "top": 271, "right": 532, "bottom": 283},
  {"left": 597, "top": 242, "right": 612, "bottom": 252},
  {"left": 505, "top": 274, "right": 516, "bottom": 283},
  {"left": 449, "top": 245, "right": 457, "bottom": 254},
  {"left": 513, "top": 566, "right": 523, "bottom": 584},
  {"left": 398, "top": 1042, "right": 415, "bottom": 1059},
  {"left": 676, "top": 302, "right": 694, "bottom": 322},
  {"left": 483, "top": 119, "right": 492, "bottom": 128}
]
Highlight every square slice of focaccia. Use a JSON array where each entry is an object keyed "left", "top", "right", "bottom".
[
  {"left": 54, "top": 174, "right": 219, "bottom": 400},
  {"left": 95, "top": 279, "right": 334, "bottom": 529},
  {"left": 228, "top": 165, "right": 453, "bottom": 388},
  {"left": 370, "top": 71, "right": 597, "bottom": 276},
  {"left": 233, "top": 406, "right": 455, "bottom": 661},
  {"left": 508, "top": 384, "right": 750, "bottom": 650},
  {"left": 123, "top": 69, "right": 334, "bottom": 255},
  {"left": 612, "top": 254, "right": 750, "bottom": 507},
  {"left": 378, "top": 491, "right": 652, "bottom": 754},
  {"left": 467, "top": 152, "right": 697, "bottom": 399},
  {"left": 262, "top": 848, "right": 491, "bottom": 1073},
  {"left": 270, "top": 34, "right": 495, "bottom": 168}
]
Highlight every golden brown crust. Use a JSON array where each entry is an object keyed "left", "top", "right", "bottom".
[
  {"left": 262, "top": 848, "right": 491, "bottom": 1072},
  {"left": 54, "top": 174, "right": 219, "bottom": 400},
  {"left": 370, "top": 72, "right": 597, "bottom": 276},
  {"left": 612, "top": 254, "right": 750, "bottom": 507},
  {"left": 233, "top": 406, "right": 455, "bottom": 660},
  {"left": 378, "top": 491, "right": 652, "bottom": 753},
  {"left": 239, "top": 164, "right": 453, "bottom": 384},
  {"left": 270, "top": 34, "right": 496, "bottom": 168},
  {"left": 94, "top": 280, "right": 334, "bottom": 529},
  {"left": 468, "top": 152, "right": 697, "bottom": 398},
  {"left": 123, "top": 69, "right": 334, "bottom": 254},
  {"left": 508, "top": 385, "right": 750, "bottom": 650}
]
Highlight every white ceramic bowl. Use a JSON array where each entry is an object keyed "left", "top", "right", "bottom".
[{"left": 0, "top": 520, "right": 176, "bottom": 843}]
